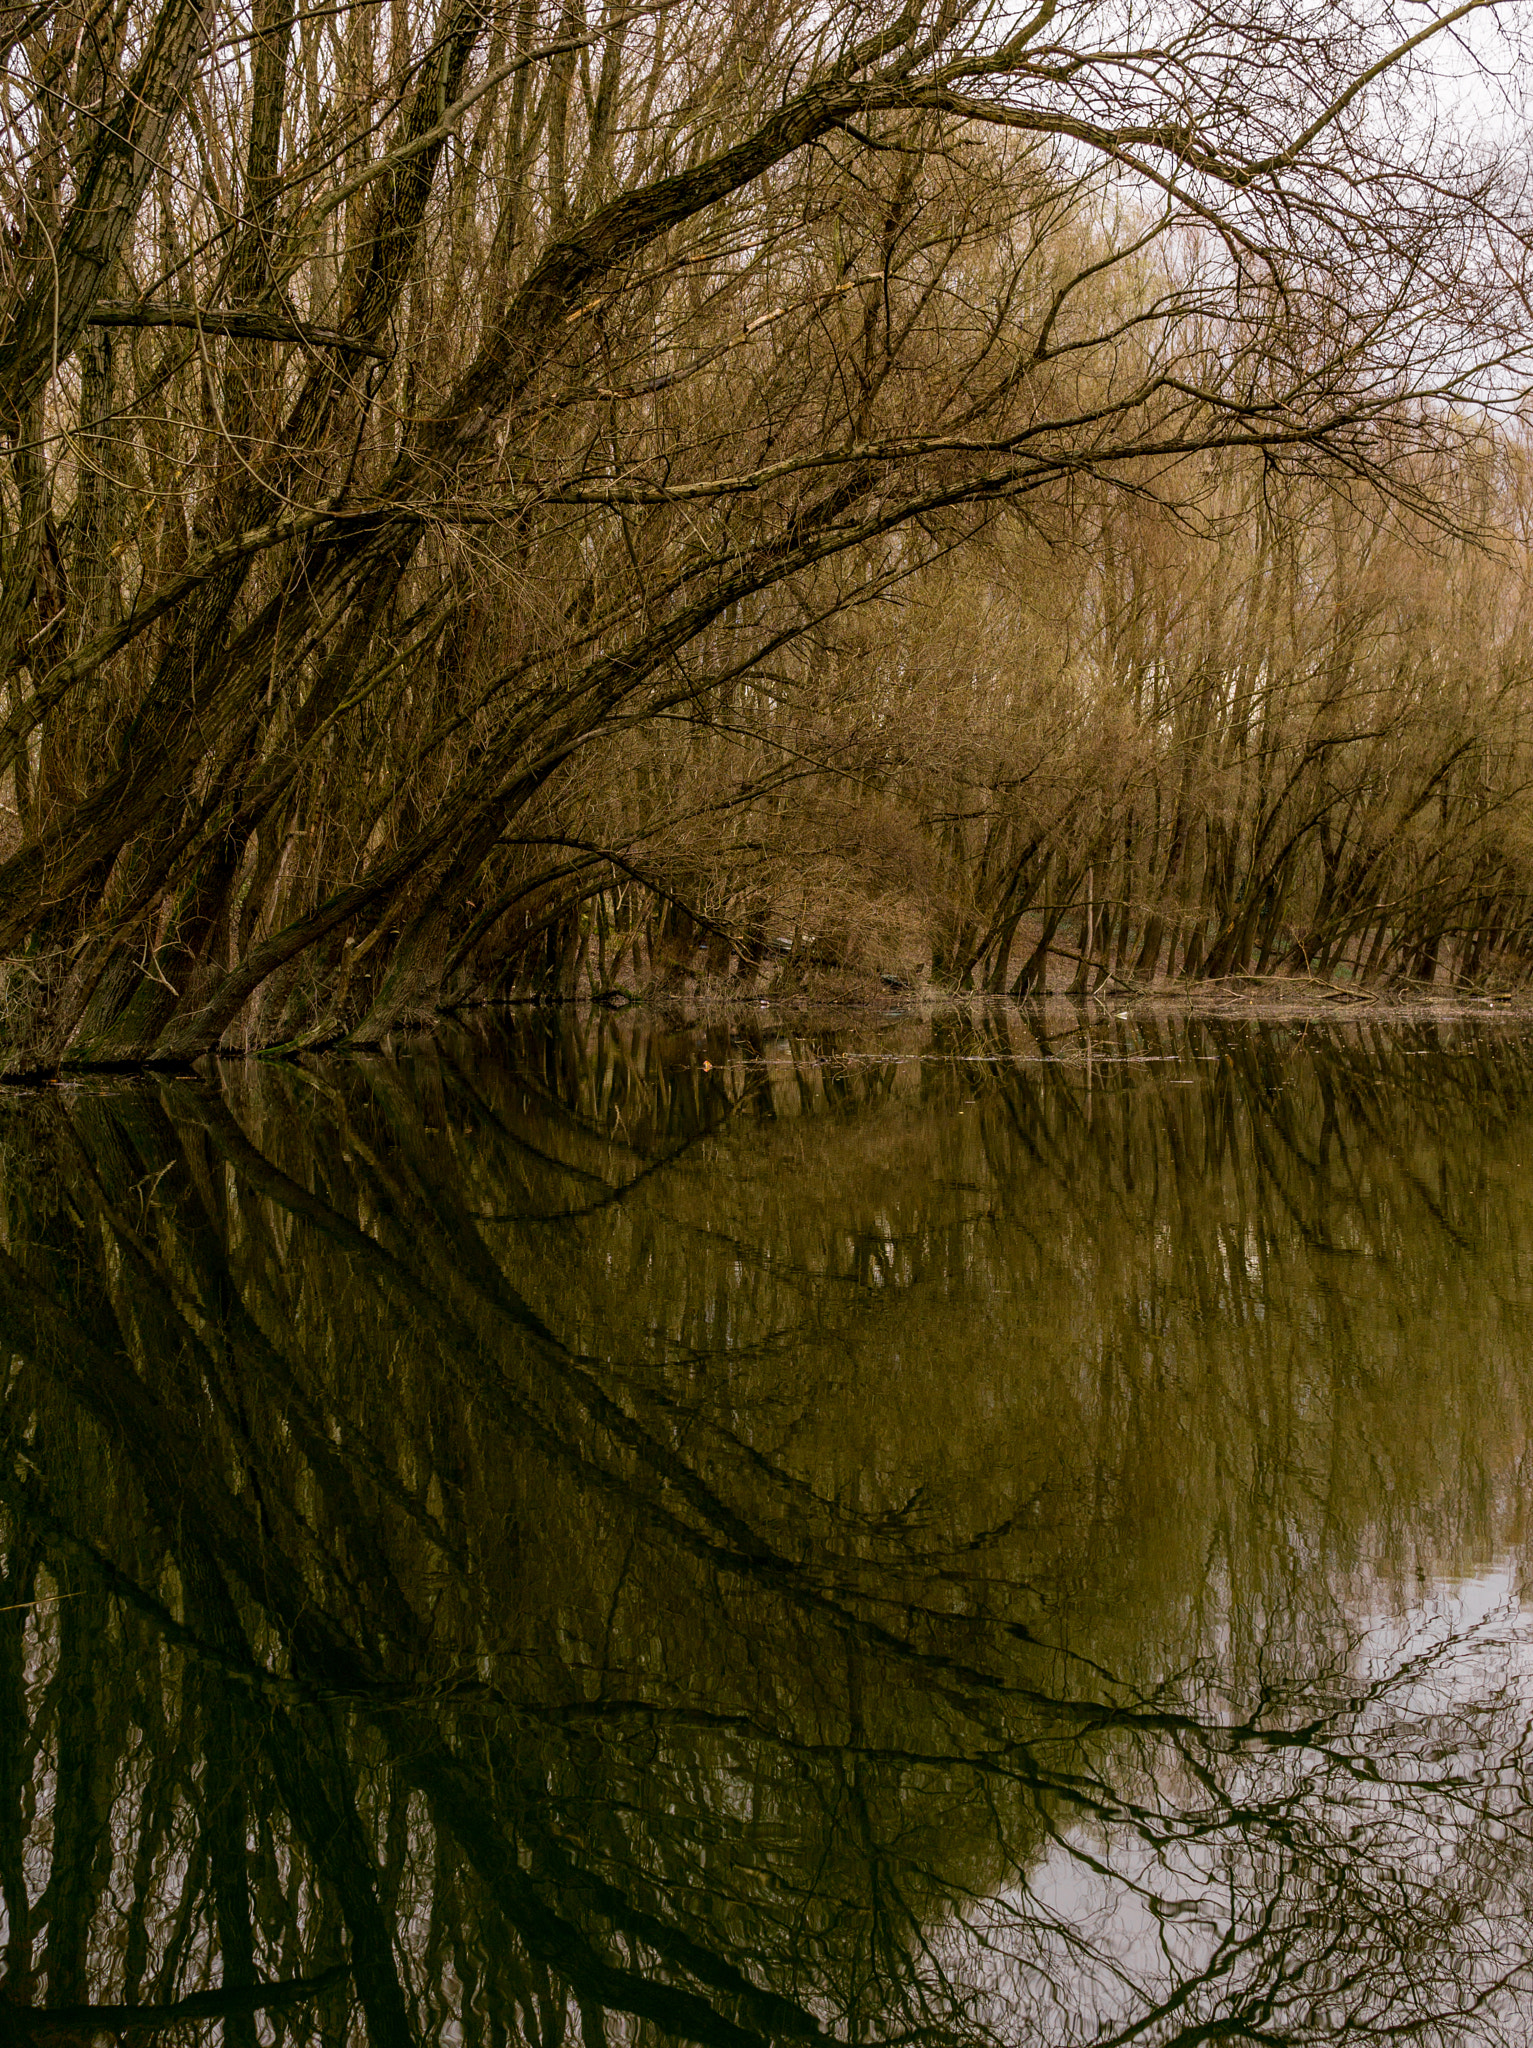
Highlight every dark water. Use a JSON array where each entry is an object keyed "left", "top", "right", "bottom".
[{"left": 5, "top": 1009, "right": 1533, "bottom": 2047}]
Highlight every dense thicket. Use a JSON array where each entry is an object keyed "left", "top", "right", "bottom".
[
  {"left": 650, "top": 458, "right": 1533, "bottom": 1000},
  {"left": 0, "top": 0, "right": 1528, "bottom": 1063}
]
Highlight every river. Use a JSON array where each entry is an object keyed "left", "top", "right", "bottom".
[{"left": 3, "top": 1008, "right": 1533, "bottom": 2045}]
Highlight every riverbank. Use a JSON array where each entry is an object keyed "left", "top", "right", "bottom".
[
  {"left": 611, "top": 969, "right": 1533, "bottom": 1032},
  {"left": 9, "top": 969, "right": 1527, "bottom": 1080}
]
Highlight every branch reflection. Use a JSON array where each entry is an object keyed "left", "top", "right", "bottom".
[{"left": 2, "top": 1010, "right": 1533, "bottom": 2046}]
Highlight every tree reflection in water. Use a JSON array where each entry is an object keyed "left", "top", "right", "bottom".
[{"left": 3, "top": 1010, "right": 1533, "bottom": 2045}]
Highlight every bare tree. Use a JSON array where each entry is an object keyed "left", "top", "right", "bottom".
[{"left": 0, "top": 0, "right": 1526, "bottom": 1063}]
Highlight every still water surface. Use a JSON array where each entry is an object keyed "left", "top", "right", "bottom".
[{"left": 5, "top": 1010, "right": 1533, "bottom": 2045}]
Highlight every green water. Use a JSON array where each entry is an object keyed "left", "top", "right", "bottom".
[{"left": 5, "top": 1010, "right": 1533, "bottom": 2045}]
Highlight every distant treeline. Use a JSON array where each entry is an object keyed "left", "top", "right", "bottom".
[
  {"left": 2, "top": 0, "right": 1530, "bottom": 1063},
  {"left": 486, "top": 456, "right": 1533, "bottom": 1002}
]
